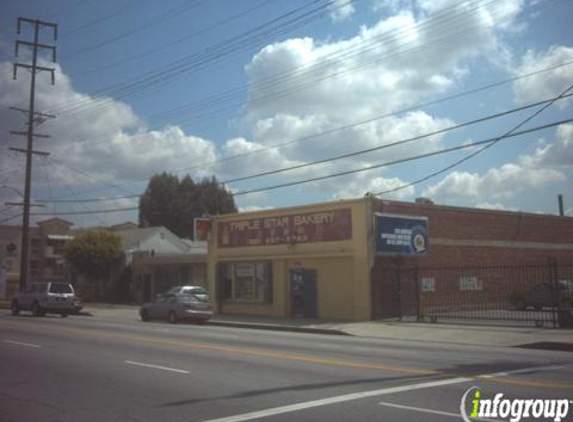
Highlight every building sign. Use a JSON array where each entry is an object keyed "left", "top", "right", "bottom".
[
  {"left": 217, "top": 208, "right": 352, "bottom": 248},
  {"left": 194, "top": 218, "right": 211, "bottom": 241},
  {"left": 375, "top": 213, "right": 428, "bottom": 255}
]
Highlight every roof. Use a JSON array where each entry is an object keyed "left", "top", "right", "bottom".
[
  {"left": 37, "top": 217, "right": 74, "bottom": 226},
  {"left": 115, "top": 226, "right": 193, "bottom": 253}
]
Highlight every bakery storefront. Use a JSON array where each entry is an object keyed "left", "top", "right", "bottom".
[{"left": 207, "top": 199, "right": 372, "bottom": 321}]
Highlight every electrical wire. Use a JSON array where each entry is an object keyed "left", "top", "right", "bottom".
[
  {"left": 374, "top": 82, "right": 573, "bottom": 196},
  {"left": 231, "top": 119, "right": 573, "bottom": 197}
]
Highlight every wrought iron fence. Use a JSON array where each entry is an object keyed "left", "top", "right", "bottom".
[{"left": 372, "top": 261, "right": 573, "bottom": 328}]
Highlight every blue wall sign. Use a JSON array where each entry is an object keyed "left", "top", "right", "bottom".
[{"left": 375, "top": 213, "right": 429, "bottom": 255}]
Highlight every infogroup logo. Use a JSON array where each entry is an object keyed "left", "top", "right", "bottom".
[{"left": 460, "top": 387, "right": 571, "bottom": 422}]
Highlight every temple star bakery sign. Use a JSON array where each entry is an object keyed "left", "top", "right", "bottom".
[{"left": 375, "top": 213, "right": 428, "bottom": 256}]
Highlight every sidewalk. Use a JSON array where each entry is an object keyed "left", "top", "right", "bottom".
[
  {"left": 3, "top": 301, "right": 572, "bottom": 350},
  {"left": 80, "top": 303, "right": 573, "bottom": 350}
]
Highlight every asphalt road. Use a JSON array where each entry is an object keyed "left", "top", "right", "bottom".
[{"left": 1, "top": 310, "right": 572, "bottom": 422}]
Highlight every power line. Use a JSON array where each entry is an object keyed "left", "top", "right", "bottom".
[
  {"left": 220, "top": 93, "right": 573, "bottom": 185},
  {"left": 50, "top": 0, "right": 559, "bottom": 148},
  {"left": 374, "top": 82, "right": 573, "bottom": 197},
  {"left": 230, "top": 119, "right": 573, "bottom": 197},
  {"left": 35, "top": 93, "right": 571, "bottom": 204},
  {"left": 63, "top": 0, "right": 207, "bottom": 59},
  {"left": 74, "top": 0, "right": 273, "bottom": 77}
]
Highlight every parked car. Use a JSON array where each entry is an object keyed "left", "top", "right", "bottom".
[
  {"left": 164, "top": 285, "right": 210, "bottom": 301},
  {"left": 11, "top": 282, "right": 76, "bottom": 317},
  {"left": 140, "top": 293, "right": 213, "bottom": 324},
  {"left": 513, "top": 281, "right": 573, "bottom": 311}
]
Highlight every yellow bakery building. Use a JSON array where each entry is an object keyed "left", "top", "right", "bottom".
[{"left": 207, "top": 198, "right": 374, "bottom": 321}]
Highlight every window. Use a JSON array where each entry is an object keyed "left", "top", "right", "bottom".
[
  {"left": 459, "top": 276, "right": 482, "bottom": 291},
  {"left": 49, "top": 283, "right": 73, "bottom": 294},
  {"left": 218, "top": 262, "right": 272, "bottom": 303}
]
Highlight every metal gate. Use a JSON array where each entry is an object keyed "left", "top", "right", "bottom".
[{"left": 372, "top": 261, "right": 573, "bottom": 328}]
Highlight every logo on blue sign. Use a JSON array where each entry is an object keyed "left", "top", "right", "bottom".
[{"left": 375, "top": 213, "right": 428, "bottom": 255}]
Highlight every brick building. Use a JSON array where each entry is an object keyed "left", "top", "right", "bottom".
[{"left": 207, "top": 196, "right": 573, "bottom": 322}]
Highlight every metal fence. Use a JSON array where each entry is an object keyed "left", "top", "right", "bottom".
[{"left": 372, "top": 261, "right": 573, "bottom": 328}]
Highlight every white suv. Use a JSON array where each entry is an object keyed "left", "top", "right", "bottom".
[{"left": 11, "top": 282, "right": 76, "bottom": 317}]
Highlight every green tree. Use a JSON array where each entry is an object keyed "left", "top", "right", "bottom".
[
  {"left": 138, "top": 173, "right": 237, "bottom": 238},
  {"left": 63, "top": 230, "right": 123, "bottom": 301},
  {"left": 64, "top": 230, "right": 123, "bottom": 279}
]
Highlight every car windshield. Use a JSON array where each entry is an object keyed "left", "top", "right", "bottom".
[{"left": 49, "top": 283, "right": 73, "bottom": 294}]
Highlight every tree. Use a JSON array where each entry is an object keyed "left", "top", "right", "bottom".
[
  {"left": 138, "top": 173, "right": 237, "bottom": 238},
  {"left": 63, "top": 230, "right": 123, "bottom": 282}
]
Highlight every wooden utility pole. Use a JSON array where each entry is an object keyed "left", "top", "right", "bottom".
[{"left": 11, "top": 18, "right": 57, "bottom": 292}]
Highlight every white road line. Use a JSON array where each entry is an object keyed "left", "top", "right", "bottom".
[
  {"left": 124, "top": 360, "right": 189, "bottom": 374},
  {"left": 194, "top": 377, "right": 471, "bottom": 422},
  {"left": 480, "top": 365, "right": 563, "bottom": 379},
  {"left": 378, "top": 401, "right": 500, "bottom": 422},
  {"left": 194, "top": 363, "right": 565, "bottom": 422},
  {"left": 3, "top": 340, "right": 41, "bottom": 348}
]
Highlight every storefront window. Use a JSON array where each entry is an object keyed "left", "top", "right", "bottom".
[{"left": 218, "top": 262, "right": 272, "bottom": 303}]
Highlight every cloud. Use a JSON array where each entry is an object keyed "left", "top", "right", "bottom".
[
  {"left": 332, "top": 174, "right": 415, "bottom": 200},
  {"left": 0, "top": 61, "right": 217, "bottom": 192},
  {"left": 329, "top": 0, "right": 356, "bottom": 22},
  {"left": 522, "top": 124, "right": 573, "bottom": 168},
  {"left": 238, "top": 0, "right": 527, "bottom": 200},
  {"left": 422, "top": 126, "right": 568, "bottom": 204},
  {"left": 512, "top": 46, "right": 573, "bottom": 107}
]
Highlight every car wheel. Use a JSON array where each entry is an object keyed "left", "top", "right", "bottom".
[
  {"left": 11, "top": 301, "right": 19, "bottom": 316},
  {"left": 31, "top": 302, "right": 42, "bottom": 317},
  {"left": 168, "top": 311, "right": 178, "bottom": 324},
  {"left": 140, "top": 310, "right": 149, "bottom": 322}
]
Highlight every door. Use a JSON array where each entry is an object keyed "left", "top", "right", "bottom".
[{"left": 290, "top": 269, "right": 318, "bottom": 318}]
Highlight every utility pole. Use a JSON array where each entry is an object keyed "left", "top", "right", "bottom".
[{"left": 10, "top": 17, "right": 57, "bottom": 292}]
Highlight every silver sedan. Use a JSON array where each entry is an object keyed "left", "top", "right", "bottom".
[{"left": 140, "top": 293, "right": 213, "bottom": 324}]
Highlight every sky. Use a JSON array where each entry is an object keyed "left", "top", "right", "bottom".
[{"left": 0, "top": 0, "right": 572, "bottom": 228}]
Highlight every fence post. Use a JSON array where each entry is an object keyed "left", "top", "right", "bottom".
[
  {"left": 394, "top": 257, "right": 402, "bottom": 322},
  {"left": 415, "top": 265, "right": 421, "bottom": 321},
  {"left": 549, "top": 258, "right": 558, "bottom": 328}
]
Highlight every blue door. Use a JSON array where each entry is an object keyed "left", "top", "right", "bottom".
[{"left": 290, "top": 269, "right": 318, "bottom": 318}]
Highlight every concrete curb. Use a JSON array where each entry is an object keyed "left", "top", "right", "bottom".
[{"left": 205, "top": 320, "right": 350, "bottom": 336}]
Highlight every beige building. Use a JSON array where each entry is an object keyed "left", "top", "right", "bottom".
[{"left": 207, "top": 198, "right": 373, "bottom": 321}]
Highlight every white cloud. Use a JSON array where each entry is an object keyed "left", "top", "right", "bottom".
[
  {"left": 332, "top": 174, "right": 415, "bottom": 200},
  {"left": 238, "top": 0, "right": 527, "bottom": 201},
  {"left": 522, "top": 124, "right": 573, "bottom": 168},
  {"left": 329, "top": 0, "right": 356, "bottom": 22},
  {"left": 512, "top": 46, "right": 573, "bottom": 107},
  {"left": 423, "top": 146, "right": 567, "bottom": 205},
  {"left": 0, "top": 61, "right": 217, "bottom": 192},
  {"left": 475, "top": 202, "right": 517, "bottom": 211}
]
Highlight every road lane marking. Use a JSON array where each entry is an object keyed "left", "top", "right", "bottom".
[
  {"left": 377, "top": 401, "right": 500, "bottom": 421},
  {"left": 195, "top": 364, "right": 566, "bottom": 422},
  {"left": 2, "top": 320, "right": 572, "bottom": 390},
  {"left": 3, "top": 340, "right": 41, "bottom": 348},
  {"left": 193, "top": 377, "right": 471, "bottom": 422},
  {"left": 124, "top": 360, "right": 189, "bottom": 374},
  {"left": 480, "top": 364, "right": 563, "bottom": 378}
]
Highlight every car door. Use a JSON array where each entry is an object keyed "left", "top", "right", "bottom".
[{"left": 156, "top": 294, "right": 175, "bottom": 319}]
